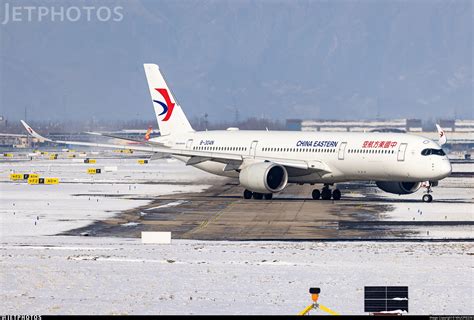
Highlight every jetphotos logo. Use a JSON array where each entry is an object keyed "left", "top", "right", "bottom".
[
  {"left": 1, "top": 3, "right": 124, "bottom": 24},
  {"left": 153, "top": 88, "right": 174, "bottom": 121}
]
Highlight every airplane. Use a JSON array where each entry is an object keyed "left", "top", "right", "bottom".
[
  {"left": 86, "top": 126, "right": 155, "bottom": 145},
  {"left": 21, "top": 63, "right": 452, "bottom": 203}
]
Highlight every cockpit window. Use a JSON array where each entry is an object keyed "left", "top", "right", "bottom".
[{"left": 421, "top": 148, "right": 446, "bottom": 156}]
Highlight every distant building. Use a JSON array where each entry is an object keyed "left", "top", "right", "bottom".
[
  {"left": 286, "top": 119, "right": 302, "bottom": 131},
  {"left": 439, "top": 119, "right": 474, "bottom": 132},
  {"left": 285, "top": 118, "right": 474, "bottom": 153},
  {"left": 286, "top": 119, "right": 422, "bottom": 132},
  {"left": 0, "top": 115, "right": 7, "bottom": 128}
]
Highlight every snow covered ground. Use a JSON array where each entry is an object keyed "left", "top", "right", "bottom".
[
  {"left": 0, "top": 156, "right": 219, "bottom": 184},
  {"left": 340, "top": 163, "right": 473, "bottom": 239},
  {"left": 1, "top": 237, "right": 472, "bottom": 315},
  {"left": 0, "top": 157, "right": 219, "bottom": 240},
  {"left": 0, "top": 154, "right": 473, "bottom": 314}
]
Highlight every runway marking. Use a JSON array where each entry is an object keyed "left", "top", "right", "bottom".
[{"left": 186, "top": 201, "right": 235, "bottom": 235}]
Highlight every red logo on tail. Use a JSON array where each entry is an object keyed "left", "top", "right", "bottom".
[{"left": 153, "top": 88, "right": 175, "bottom": 121}]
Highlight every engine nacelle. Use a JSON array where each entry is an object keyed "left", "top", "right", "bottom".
[
  {"left": 239, "top": 162, "right": 288, "bottom": 194},
  {"left": 376, "top": 181, "right": 422, "bottom": 195}
]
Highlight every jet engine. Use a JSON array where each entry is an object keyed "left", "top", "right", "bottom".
[
  {"left": 239, "top": 162, "right": 288, "bottom": 194},
  {"left": 376, "top": 181, "right": 422, "bottom": 195}
]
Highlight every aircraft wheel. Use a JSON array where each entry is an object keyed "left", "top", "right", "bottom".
[
  {"left": 264, "top": 193, "right": 273, "bottom": 200},
  {"left": 321, "top": 188, "right": 332, "bottom": 200},
  {"left": 312, "top": 189, "right": 321, "bottom": 200},
  {"left": 332, "top": 189, "right": 341, "bottom": 200},
  {"left": 253, "top": 192, "right": 263, "bottom": 200},
  {"left": 243, "top": 189, "right": 253, "bottom": 199},
  {"left": 422, "top": 194, "right": 433, "bottom": 203}
]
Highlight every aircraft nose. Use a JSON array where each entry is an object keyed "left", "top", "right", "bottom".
[{"left": 439, "top": 160, "right": 452, "bottom": 178}]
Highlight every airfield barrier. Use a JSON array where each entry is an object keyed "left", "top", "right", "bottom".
[
  {"left": 28, "top": 177, "right": 60, "bottom": 185},
  {"left": 9, "top": 172, "right": 59, "bottom": 185},
  {"left": 10, "top": 173, "right": 39, "bottom": 181},
  {"left": 9, "top": 173, "right": 23, "bottom": 181},
  {"left": 141, "top": 232, "right": 172, "bottom": 244},
  {"left": 114, "top": 149, "right": 133, "bottom": 154}
]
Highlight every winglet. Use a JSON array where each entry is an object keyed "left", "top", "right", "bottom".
[
  {"left": 435, "top": 124, "right": 447, "bottom": 146},
  {"left": 20, "top": 120, "right": 51, "bottom": 143}
]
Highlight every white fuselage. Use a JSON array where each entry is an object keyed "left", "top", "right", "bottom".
[{"left": 151, "top": 130, "right": 452, "bottom": 184}]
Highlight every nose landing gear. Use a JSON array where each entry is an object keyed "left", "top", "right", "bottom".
[
  {"left": 421, "top": 182, "right": 434, "bottom": 202},
  {"left": 422, "top": 194, "right": 433, "bottom": 203}
]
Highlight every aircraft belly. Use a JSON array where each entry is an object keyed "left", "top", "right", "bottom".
[{"left": 193, "top": 161, "right": 239, "bottom": 178}]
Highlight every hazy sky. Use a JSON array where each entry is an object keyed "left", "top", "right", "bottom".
[{"left": 0, "top": 0, "right": 472, "bottom": 123}]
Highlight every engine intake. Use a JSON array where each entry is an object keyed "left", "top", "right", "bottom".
[
  {"left": 239, "top": 162, "right": 288, "bottom": 193},
  {"left": 376, "top": 181, "right": 422, "bottom": 195}
]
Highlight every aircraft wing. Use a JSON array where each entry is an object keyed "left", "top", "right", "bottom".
[
  {"left": 21, "top": 120, "right": 330, "bottom": 172},
  {"left": 22, "top": 120, "right": 242, "bottom": 161},
  {"left": 85, "top": 132, "right": 166, "bottom": 147}
]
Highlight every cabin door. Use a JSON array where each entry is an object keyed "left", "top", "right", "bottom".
[
  {"left": 249, "top": 140, "right": 258, "bottom": 158},
  {"left": 338, "top": 142, "right": 347, "bottom": 160},
  {"left": 186, "top": 139, "right": 194, "bottom": 149},
  {"left": 397, "top": 143, "right": 408, "bottom": 161}
]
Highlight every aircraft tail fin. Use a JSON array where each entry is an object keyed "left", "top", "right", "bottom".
[
  {"left": 144, "top": 126, "right": 152, "bottom": 141},
  {"left": 143, "top": 64, "right": 194, "bottom": 136},
  {"left": 20, "top": 120, "right": 51, "bottom": 143},
  {"left": 436, "top": 124, "right": 447, "bottom": 146}
]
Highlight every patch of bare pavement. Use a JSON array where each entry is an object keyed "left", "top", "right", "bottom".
[{"left": 62, "top": 180, "right": 473, "bottom": 241}]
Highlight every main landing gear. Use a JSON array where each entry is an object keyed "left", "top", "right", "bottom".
[
  {"left": 421, "top": 182, "right": 434, "bottom": 203},
  {"left": 312, "top": 184, "right": 341, "bottom": 201},
  {"left": 243, "top": 189, "right": 273, "bottom": 200}
]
